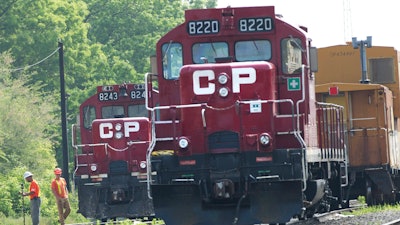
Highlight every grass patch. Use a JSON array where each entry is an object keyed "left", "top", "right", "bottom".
[
  {"left": 347, "top": 204, "right": 400, "bottom": 216},
  {"left": 342, "top": 196, "right": 400, "bottom": 216}
]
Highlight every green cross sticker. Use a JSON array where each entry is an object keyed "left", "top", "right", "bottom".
[{"left": 287, "top": 77, "right": 301, "bottom": 91}]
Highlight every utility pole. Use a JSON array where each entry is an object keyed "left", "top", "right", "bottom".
[{"left": 58, "top": 41, "right": 70, "bottom": 190}]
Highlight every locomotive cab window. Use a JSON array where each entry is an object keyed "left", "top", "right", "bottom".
[
  {"left": 192, "top": 42, "right": 229, "bottom": 63},
  {"left": 102, "top": 106, "right": 124, "bottom": 118},
  {"left": 128, "top": 104, "right": 147, "bottom": 117},
  {"left": 235, "top": 40, "right": 271, "bottom": 61},
  {"left": 162, "top": 42, "right": 183, "bottom": 80},
  {"left": 281, "top": 38, "right": 303, "bottom": 74},
  {"left": 83, "top": 105, "right": 96, "bottom": 129}
]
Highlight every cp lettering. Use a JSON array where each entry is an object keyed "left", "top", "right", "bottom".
[
  {"left": 99, "top": 122, "right": 140, "bottom": 139},
  {"left": 193, "top": 68, "right": 256, "bottom": 95}
]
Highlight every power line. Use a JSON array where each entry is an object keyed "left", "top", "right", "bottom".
[{"left": 9, "top": 47, "right": 60, "bottom": 72}]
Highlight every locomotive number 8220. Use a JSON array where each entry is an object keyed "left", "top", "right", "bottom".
[
  {"left": 187, "top": 20, "right": 219, "bottom": 35},
  {"left": 239, "top": 17, "right": 273, "bottom": 32}
]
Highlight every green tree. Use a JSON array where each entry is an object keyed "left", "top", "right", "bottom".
[
  {"left": 0, "top": 51, "right": 59, "bottom": 218},
  {"left": 0, "top": 0, "right": 112, "bottom": 167},
  {"left": 84, "top": 0, "right": 217, "bottom": 75}
]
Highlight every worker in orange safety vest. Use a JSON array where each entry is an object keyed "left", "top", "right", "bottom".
[
  {"left": 51, "top": 168, "right": 71, "bottom": 225},
  {"left": 21, "top": 171, "right": 41, "bottom": 225}
]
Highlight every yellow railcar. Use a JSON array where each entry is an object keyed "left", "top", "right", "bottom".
[{"left": 316, "top": 44, "right": 400, "bottom": 205}]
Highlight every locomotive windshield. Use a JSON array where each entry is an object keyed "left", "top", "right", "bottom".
[
  {"left": 281, "top": 38, "right": 303, "bottom": 74},
  {"left": 83, "top": 105, "right": 96, "bottom": 129},
  {"left": 101, "top": 105, "right": 147, "bottom": 118},
  {"left": 235, "top": 40, "right": 271, "bottom": 61},
  {"left": 162, "top": 42, "right": 183, "bottom": 80},
  {"left": 128, "top": 104, "right": 147, "bottom": 117},
  {"left": 102, "top": 106, "right": 124, "bottom": 118},
  {"left": 192, "top": 42, "right": 229, "bottom": 63}
]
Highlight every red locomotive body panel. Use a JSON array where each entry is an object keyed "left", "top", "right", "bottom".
[
  {"left": 179, "top": 61, "right": 277, "bottom": 155},
  {"left": 78, "top": 83, "right": 147, "bottom": 154},
  {"left": 155, "top": 6, "right": 312, "bottom": 121},
  {"left": 91, "top": 117, "right": 150, "bottom": 174}
]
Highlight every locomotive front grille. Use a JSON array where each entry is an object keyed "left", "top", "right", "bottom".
[
  {"left": 208, "top": 131, "right": 239, "bottom": 153},
  {"left": 109, "top": 160, "right": 129, "bottom": 175}
]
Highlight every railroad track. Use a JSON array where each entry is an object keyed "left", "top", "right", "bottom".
[
  {"left": 286, "top": 200, "right": 366, "bottom": 225},
  {"left": 66, "top": 218, "right": 165, "bottom": 225},
  {"left": 383, "top": 219, "right": 400, "bottom": 225},
  {"left": 67, "top": 201, "right": 400, "bottom": 225}
]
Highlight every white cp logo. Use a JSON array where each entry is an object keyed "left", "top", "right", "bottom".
[
  {"left": 99, "top": 122, "right": 140, "bottom": 139},
  {"left": 193, "top": 67, "right": 256, "bottom": 95}
]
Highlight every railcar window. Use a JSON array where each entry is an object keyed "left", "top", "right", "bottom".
[
  {"left": 128, "top": 104, "right": 147, "bottom": 117},
  {"left": 192, "top": 42, "right": 229, "bottom": 63},
  {"left": 368, "top": 58, "right": 395, "bottom": 83},
  {"left": 281, "top": 38, "right": 303, "bottom": 74},
  {"left": 162, "top": 42, "right": 183, "bottom": 80},
  {"left": 235, "top": 40, "right": 271, "bottom": 61},
  {"left": 83, "top": 106, "right": 96, "bottom": 129},
  {"left": 102, "top": 106, "right": 124, "bottom": 118}
]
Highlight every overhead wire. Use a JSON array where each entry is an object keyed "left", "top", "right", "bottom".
[{"left": 9, "top": 47, "right": 60, "bottom": 72}]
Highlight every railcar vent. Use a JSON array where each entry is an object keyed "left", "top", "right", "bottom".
[
  {"left": 109, "top": 160, "right": 128, "bottom": 175},
  {"left": 208, "top": 131, "right": 239, "bottom": 151}
]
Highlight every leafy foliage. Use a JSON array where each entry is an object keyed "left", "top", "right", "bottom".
[
  {"left": 0, "top": 52, "right": 58, "bottom": 219},
  {"left": 0, "top": 0, "right": 217, "bottom": 222}
]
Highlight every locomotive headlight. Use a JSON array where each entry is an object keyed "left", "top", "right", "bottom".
[
  {"left": 259, "top": 133, "right": 271, "bottom": 146},
  {"left": 115, "top": 131, "right": 124, "bottom": 139},
  {"left": 178, "top": 137, "right": 189, "bottom": 149},
  {"left": 219, "top": 87, "right": 229, "bottom": 98},
  {"left": 139, "top": 161, "right": 147, "bottom": 169},
  {"left": 218, "top": 73, "right": 228, "bottom": 84},
  {"left": 90, "top": 164, "right": 97, "bottom": 172},
  {"left": 115, "top": 123, "right": 122, "bottom": 131}
]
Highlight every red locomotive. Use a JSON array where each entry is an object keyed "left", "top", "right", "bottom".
[
  {"left": 72, "top": 83, "right": 155, "bottom": 221},
  {"left": 145, "top": 6, "right": 348, "bottom": 225}
]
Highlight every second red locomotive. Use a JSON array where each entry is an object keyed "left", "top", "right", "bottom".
[{"left": 72, "top": 83, "right": 155, "bottom": 221}]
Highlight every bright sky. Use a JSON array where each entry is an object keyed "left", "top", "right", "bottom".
[{"left": 217, "top": 0, "right": 400, "bottom": 50}]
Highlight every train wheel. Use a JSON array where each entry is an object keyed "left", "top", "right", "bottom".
[
  {"left": 365, "top": 178, "right": 373, "bottom": 205},
  {"left": 341, "top": 196, "right": 350, "bottom": 208},
  {"left": 338, "top": 186, "right": 350, "bottom": 209},
  {"left": 384, "top": 192, "right": 396, "bottom": 204}
]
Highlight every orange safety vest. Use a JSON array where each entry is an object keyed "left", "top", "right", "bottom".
[
  {"left": 51, "top": 178, "right": 68, "bottom": 198},
  {"left": 29, "top": 180, "right": 40, "bottom": 200}
]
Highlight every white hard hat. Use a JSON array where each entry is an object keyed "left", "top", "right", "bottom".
[{"left": 23, "top": 171, "right": 33, "bottom": 179}]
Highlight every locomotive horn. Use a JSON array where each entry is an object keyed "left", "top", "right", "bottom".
[{"left": 119, "top": 85, "right": 128, "bottom": 97}]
